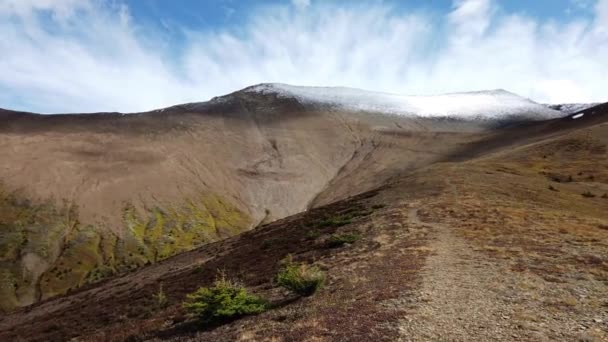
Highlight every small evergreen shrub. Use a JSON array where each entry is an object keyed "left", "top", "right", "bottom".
[
  {"left": 318, "top": 214, "right": 354, "bottom": 228},
  {"left": 153, "top": 283, "right": 168, "bottom": 309},
  {"left": 305, "top": 229, "right": 321, "bottom": 240},
  {"left": 327, "top": 232, "right": 361, "bottom": 248},
  {"left": 183, "top": 273, "right": 267, "bottom": 324},
  {"left": 276, "top": 256, "right": 325, "bottom": 296},
  {"left": 317, "top": 209, "right": 371, "bottom": 228}
]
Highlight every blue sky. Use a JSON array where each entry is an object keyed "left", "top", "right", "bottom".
[
  {"left": 0, "top": 0, "right": 606, "bottom": 113},
  {"left": 127, "top": 0, "right": 592, "bottom": 28}
]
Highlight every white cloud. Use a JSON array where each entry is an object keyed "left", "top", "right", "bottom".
[
  {"left": 596, "top": 0, "right": 608, "bottom": 32},
  {"left": 0, "top": 0, "right": 606, "bottom": 113},
  {"left": 449, "top": 0, "right": 493, "bottom": 38}
]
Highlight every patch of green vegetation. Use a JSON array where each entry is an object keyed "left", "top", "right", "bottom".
[
  {"left": 0, "top": 182, "right": 251, "bottom": 312},
  {"left": 40, "top": 226, "right": 104, "bottom": 299},
  {"left": 98, "top": 232, "right": 118, "bottom": 266},
  {"left": 118, "top": 194, "right": 249, "bottom": 264},
  {"left": 183, "top": 273, "right": 267, "bottom": 325},
  {"left": 0, "top": 226, "right": 24, "bottom": 262},
  {"left": 317, "top": 207, "right": 372, "bottom": 228},
  {"left": 0, "top": 185, "right": 78, "bottom": 310},
  {"left": 318, "top": 215, "right": 354, "bottom": 228},
  {"left": 305, "top": 229, "right": 321, "bottom": 240},
  {"left": 0, "top": 268, "right": 19, "bottom": 312},
  {"left": 327, "top": 232, "right": 361, "bottom": 248},
  {"left": 152, "top": 283, "right": 169, "bottom": 310},
  {"left": 276, "top": 256, "right": 325, "bottom": 296}
]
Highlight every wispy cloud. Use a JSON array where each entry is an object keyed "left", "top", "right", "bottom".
[{"left": 0, "top": 0, "right": 606, "bottom": 113}]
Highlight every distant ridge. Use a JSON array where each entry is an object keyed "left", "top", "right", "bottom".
[
  {"left": 240, "top": 83, "right": 563, "bottom": 120},
  {"left": 2, "top": 83, "right": 566, "bottom": 122},
  {"left": 547, "top": 103, "right": 600, "bottom": 115}
]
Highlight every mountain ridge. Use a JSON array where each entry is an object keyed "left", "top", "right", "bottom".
[{"left": 0, "top": 83, "right": 566, "bottom": 120}]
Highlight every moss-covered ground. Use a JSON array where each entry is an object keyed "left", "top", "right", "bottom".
[{"left": 0, "top": 187, "right": 250, "bottom": 311}]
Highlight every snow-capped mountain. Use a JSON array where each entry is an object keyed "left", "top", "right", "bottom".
[
  {"left": 244, "top": 83, "right": 563, "bottom": 121},
  {"left": 546, "top": 103, "right": 600, "bottom": 115}
]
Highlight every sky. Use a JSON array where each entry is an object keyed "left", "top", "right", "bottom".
[{"left": 0, "top": 0, "right": 607, "bottom": 113}]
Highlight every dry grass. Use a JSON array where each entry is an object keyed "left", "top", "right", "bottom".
[{"left": 413, "top": 128, "right": 608, "bottom": 340}]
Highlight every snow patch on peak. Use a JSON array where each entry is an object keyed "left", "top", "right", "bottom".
[
  {"left": 245, "top": 83, "right": 562, "bottom": 121},
  {"left": 546, "top": 103, "right": 600, "bottom": 115}
]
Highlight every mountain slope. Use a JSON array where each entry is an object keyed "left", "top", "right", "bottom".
[
  {"left": 1, "top": 85, "right": 560, "bottom": 311},
  {"left": 0, "top": 101, "right": 606, "bottom": 341}
]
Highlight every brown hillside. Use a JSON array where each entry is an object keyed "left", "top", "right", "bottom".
[
  {"left": 1, "top": 102, "right": 606, "bottom": 341},
  {"left": 0, "top": 89, "right": 494, "bottom": 310}
]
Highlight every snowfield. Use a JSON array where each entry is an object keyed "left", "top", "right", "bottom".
[
  {"left": 246, "top": 83, "right": 563, "bottom": 121},
  {"left": 547, "top": 103, "right": 599, "bottom": 115}
]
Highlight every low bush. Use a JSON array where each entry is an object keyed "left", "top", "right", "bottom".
[
  {"left": 276, "top": 256, "right": 325, "bottom": 296},
  {"left": 153, "top": 283, "right": 168, "bottom": 309},
  {"left": 305, "top": 229, "right": 321, "bottom": 240},
  {"left": 317, "top": 209, "right": 371, "bottom": 228},
  {"left": 318, "top": 214, "right": 354, "bottom": 227},
  {"left": 327, "top": 232, "right": 361, "bottom": 248},
  {"left": 183, "top": 273, "right": 267, "bottom": 324}
]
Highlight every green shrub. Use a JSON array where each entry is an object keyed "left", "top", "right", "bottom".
[
  {"left": 305, "top": 229, "right": 321, "bottom": 240},
  {"left": 153, "top": 283, "right": 168, "bottom": 309},
  {"left": 327, "top": 232, "right": 361, "bottom": 248},
  {"left": 317, "top": 208, "right": 372, "bottom": 228},
  {"left": 276, "top": 256, "right": 325, "bottom": 296},
  {"left": 183, "top": 273, "right": 267, "bottom": 324},
  {"left": 318, "top": 215, "right": 353, "bottom": 227}
]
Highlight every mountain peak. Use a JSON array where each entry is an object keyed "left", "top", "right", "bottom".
[{"left": 238, "top": 83, "right": 561, "bottom": 121}]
